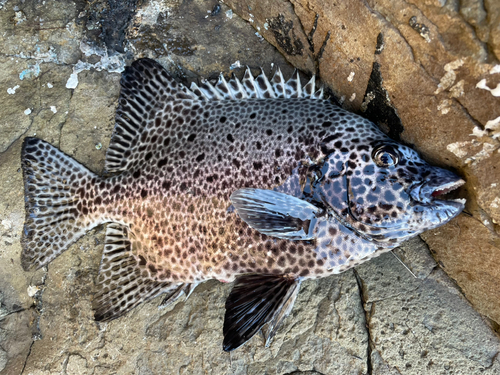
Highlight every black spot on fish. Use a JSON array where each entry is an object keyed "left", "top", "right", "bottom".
[
  {"left": 158, "top": 158, "right": 168, "bottom": 168},
  {"left": 323, "top": 133, "right": 342, "bottom": 143}
]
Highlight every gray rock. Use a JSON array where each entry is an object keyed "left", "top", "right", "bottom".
[{"left": 356, "top": 238, "right": 500, "bottom": 374}]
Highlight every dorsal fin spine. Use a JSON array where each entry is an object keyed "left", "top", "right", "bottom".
[{"left": 186, "top": 67, "right": 322, "bottom": 101}]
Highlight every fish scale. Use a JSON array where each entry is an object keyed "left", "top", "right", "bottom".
[{"left": 20, "top": 58, "right": 465, "bottom": 351}]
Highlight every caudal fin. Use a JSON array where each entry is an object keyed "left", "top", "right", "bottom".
[{"left": 21, "top": 137, "right": 99, "bottom": 270}]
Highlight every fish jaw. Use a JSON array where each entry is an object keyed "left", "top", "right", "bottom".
[
  {"left": 408, "top": 171, "right": 466, "bottom": 227},
  {"left": 409, "top": 178, "right": 465, "bottom": 205}
]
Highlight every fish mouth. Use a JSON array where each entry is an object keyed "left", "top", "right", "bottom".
[{"left": 410, "top": 178, "right": 466, "bottom": 208}]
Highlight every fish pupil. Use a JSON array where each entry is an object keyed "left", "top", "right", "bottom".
[{"left": 372, "top": 144, "right": 399, "bottom": 167}]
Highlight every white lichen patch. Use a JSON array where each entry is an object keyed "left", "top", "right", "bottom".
[
  {"left": 14, "top": 10, "right": 26, "bottom": 24},
  {"left": 7, "top": 85, "right": 20, "bottom": 94},
  {"left": 66, "top": 43, "right": 125, "bottom": 89},
  {"left": 434, "top": 59, "right": 464, "bottom": 95},
  {"left": 437, "top": 99, "right": 452, "bottom": 114},
  {"left": 349, "top": 93, "right": 356, "bottom": 102},
  {"left": 491, "top": 197, "right": 500, "bottom": 209},
  {"left": 27, "top": 285, "right": 40, "bottom": 297},
  {"left": 66, "top": 70, "right": 79, "bottom": 89},
  {"left": 1, "top": 219, "right": 12, "bottom": 230},
  {"left": 230, "top": 60, "right": 241, "bottom": 70},
  {"left": 476, "top": 79, "right": 500, "bottom": 97},
  {"left": 464, "top": 142, "right": 498, "bottom": 165},
  {"left": 447, "top": 141, "right": 471, "bottom": 158},
  {"left": 347, "top": 72, "right": 355, "bottom": 82},
  {"left": 447, "top": 139, "right": 499, "bottom": 164},
  {"left": 471, "top": 116, "right": 500, "bottom": 139},
  {"left": 361, "top": 91, "right": 375, "bottom": 112},
  {"left": 19, "top": 62, "right": 41, "bottom": 80},
  {"left": 134, "top": 0, "right": 171, "bottom": 25},
  {"left": 490, "top": 65, "right": 500, "bottom": 74},
  {"left": 449, "top": 80, "right": 465, "bottom": 98}
]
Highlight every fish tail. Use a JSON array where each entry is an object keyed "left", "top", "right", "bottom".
[{"left": 21, "top": 137, "right": 100, "bottom": 270}]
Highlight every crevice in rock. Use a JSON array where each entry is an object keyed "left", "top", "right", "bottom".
[
  {"left": 316, "top": 31, "right": 330, "bottom": 61},
  {"left": 28, "top": 264, "right": 49, "bottom": 343},
  {"left": 306, "top": 14, "right": 319, "bottom": 53},
  {"left": 0, "top": 112, "right": 37, "bottom": 157},
  {"left": 57, "top": 89, "right": 74, "bottom": 149},
  {"left": 20, "top": 339, "right": 34, "bottom": 375},
  {"left": 0, "top": 307, "right": 27, "bottom": 320},
  {"left": 353, "top": 269, "right": 373, "bottom": 375},
  {"left": 361, "top": 0, "right": 418, "bottom": 64},
  {"left": 484, "top": 351, "right": 500, "bottom": 369},
  {"left": 362, "top": 61, "right": 405, "bottom": 143},
  {"left": 483, "top": 0, "right": 500, "bottom": 63},
  {"left": 284, "top": 370, "right": 327, "bottom": 375},
  {"left": 455, "top": 4, "right": 497, "bottom": 63},
  {"left": 454, "top": 97, "right": 490, "bottom": 131},
  {"left": 0, "top": 52, "right": 73, "bottom": 66}
]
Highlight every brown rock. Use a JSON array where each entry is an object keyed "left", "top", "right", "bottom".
[{"left": 421, "top": 214, "right": 500, "bottom": 324}]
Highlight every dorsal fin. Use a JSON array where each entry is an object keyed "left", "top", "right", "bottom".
[
  {"left": 104, "top": 58, "right": 197, "bottom": 174},
  {"left": 188, "top": 66, "right": 324, "bottom": 102},
  {"left": 285, "top": 69, "right": 302, "bottom": 98},
  {"left": 271, "top": 67, "right": 286, "bottom": 97},
  {"left": 104, "top": 59, "right": 324, "bottom": 173}
]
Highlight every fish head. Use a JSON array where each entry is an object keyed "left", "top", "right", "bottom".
[{"left": 314, "top": 139, "right": 465, "bottom": 245}]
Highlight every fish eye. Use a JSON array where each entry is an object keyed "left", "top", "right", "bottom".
[{"left": 371, "top": 144, "right": 399, "bottom": 167}]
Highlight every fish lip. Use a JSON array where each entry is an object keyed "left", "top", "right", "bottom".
[{"left": 410, "top": 178, "right": 466, "bottom": 207}]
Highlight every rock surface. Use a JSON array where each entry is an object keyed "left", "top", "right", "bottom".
[{"left": 0, "top": 0, "right": 499, "bottom": 374}]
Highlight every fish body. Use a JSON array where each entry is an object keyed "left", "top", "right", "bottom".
[{"left": 21, "top": 59, "right": 465, "bottom": 351}]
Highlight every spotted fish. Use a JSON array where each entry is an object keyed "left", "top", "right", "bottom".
[{"left": 21, "top": 58, "right": 465, "bottom": 351}]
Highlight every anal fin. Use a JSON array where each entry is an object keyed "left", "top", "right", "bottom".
[
  {"left": 93, "top": 223, "right": 178, "bottom": 321},
  {"left": 223, "top": 274, "right": 301, "bottom": 352}
]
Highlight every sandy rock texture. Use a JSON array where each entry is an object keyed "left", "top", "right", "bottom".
[{"left": 0, "top": 0, "right": 499, "bottom": 374}]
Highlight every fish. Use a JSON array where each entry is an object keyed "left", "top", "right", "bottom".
[{"left": 20, "top": 58, "right": 465, "bottom": 351}]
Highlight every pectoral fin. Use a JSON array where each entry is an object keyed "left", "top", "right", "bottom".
[
  {"left": 230, "top": 188, "right": 322, "bottom": 240},
  {"left": 223, "top": 274, "right": 301, "bottom": 351}
]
